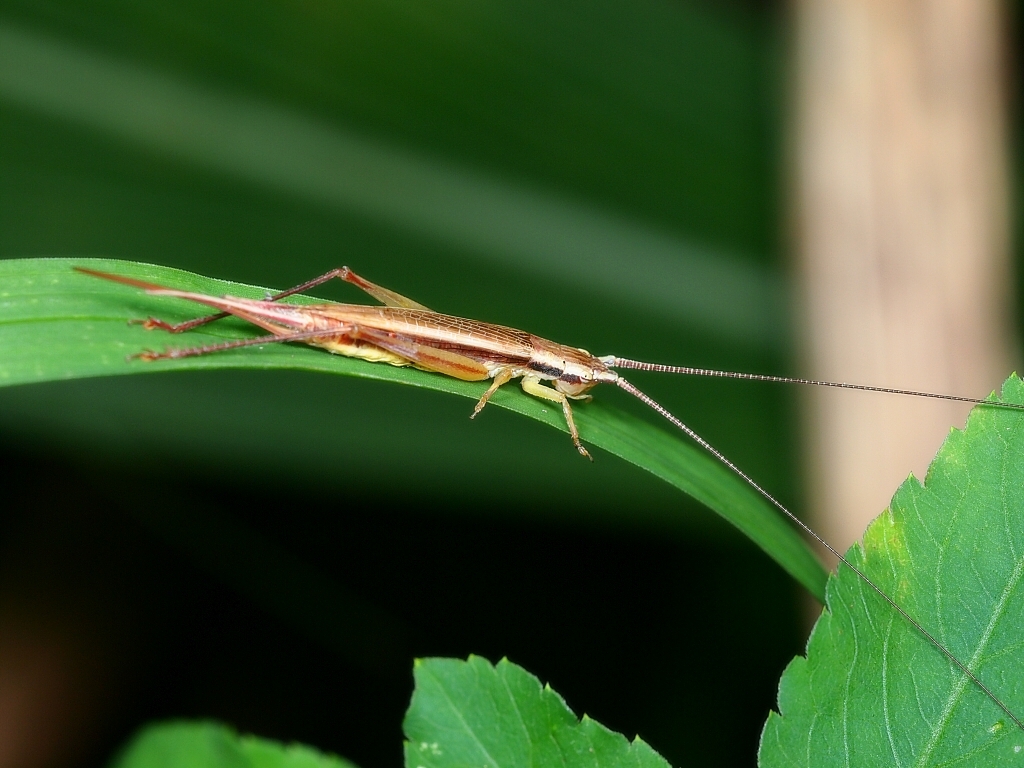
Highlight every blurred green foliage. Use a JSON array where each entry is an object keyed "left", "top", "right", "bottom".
[
  {"left": 0, "top": 2, "right": 808, "bottom": 767},
  {"left": 111, "top": 721, "right": 358, "bottom": 768}
]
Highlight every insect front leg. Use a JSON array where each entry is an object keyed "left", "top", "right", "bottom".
[{"left": 520, "top": 376, "right": 592, "bottom": 461}]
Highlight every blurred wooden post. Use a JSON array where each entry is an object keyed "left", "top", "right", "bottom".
[{"left": 792, "top": 0, "right": 1015, "bottom": 564}]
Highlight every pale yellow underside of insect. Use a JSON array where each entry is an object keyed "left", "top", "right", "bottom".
[{"left": 313, "top": 338, "right": 409, "bottom": 367}]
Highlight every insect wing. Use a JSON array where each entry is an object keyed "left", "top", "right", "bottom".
[{"left": 355, "top": 326, "right": 490, "bottom": 382}]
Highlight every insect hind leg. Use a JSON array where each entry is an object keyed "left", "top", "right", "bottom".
[
  {"left": 135, "top": 267, "right": 431, "bottom": 334},
  {"left": 131, "top": 327, "right": 338, "bottom": 361},
  {"left": 132, "top": 269, "right": 356, "bottom": 334}
]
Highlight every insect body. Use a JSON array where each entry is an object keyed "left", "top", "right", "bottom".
[
  {"left": 77, "top": 265, "right": 619, "bottom": 459},
  {"left": 75, "top": 264, "right": 1024, "bottom": 732}
]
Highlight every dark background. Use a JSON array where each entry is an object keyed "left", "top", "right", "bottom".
[{"left": 1, "top": 2, "right": 1018, "bottom": 767}]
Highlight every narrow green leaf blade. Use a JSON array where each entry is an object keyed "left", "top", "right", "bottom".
[
  {"left": 759, "top": 375, "right": 1024, "bottom": 767},
  {"left": 0, "top": 257, "right": 825, "bottom": 598},
  {"left": 403, "top": 656, "right": 671, "bottom": 768},
  {"left": 108, "top": 721, "right": 357, "bottom": 768}
]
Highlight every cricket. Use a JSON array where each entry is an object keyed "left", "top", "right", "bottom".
[{"left": 75, "top": 264, "right": 1024, "bottom": 732}]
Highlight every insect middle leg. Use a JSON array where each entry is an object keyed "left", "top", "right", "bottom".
[
  {"left": 520, "top": 376, "right": 592, "bottom": 460},
  {"left": 470, "top": 369, "right": 514, "bottom": 418}
]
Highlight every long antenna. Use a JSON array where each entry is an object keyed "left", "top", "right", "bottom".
[
  {"left": 610, "top": 358, "right": 1024, "bottom": 411},
  {"left": 613, "top": 375, "right": 1024, "bottom": 732}
]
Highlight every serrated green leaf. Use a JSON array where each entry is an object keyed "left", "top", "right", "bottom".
[
  {"left": 0, "top": 257, "right": 826, "bottom": 599},
  {"left": 759, "top": 374, "right": 1024, "bottom": 767},
  {"left": 403, "top": 656, "right": 671, "bottom": 768},
  {"left": 108, "top": 721, "right": 357, "bottom": 768}
]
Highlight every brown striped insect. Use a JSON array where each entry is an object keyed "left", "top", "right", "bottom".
[{"left": 75, "top": 264, "right": 1024, "bottom": 731}]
